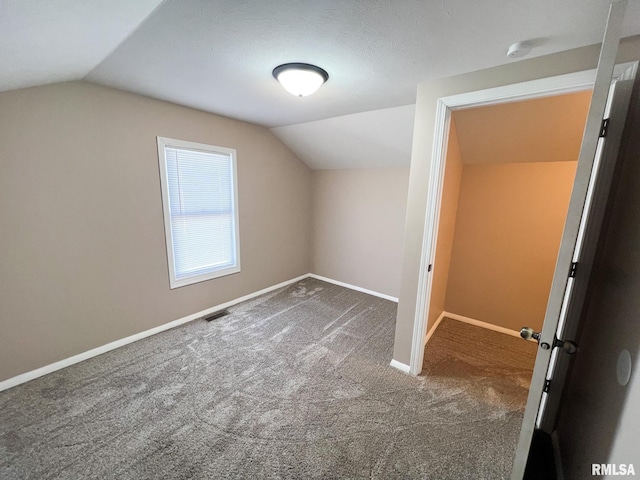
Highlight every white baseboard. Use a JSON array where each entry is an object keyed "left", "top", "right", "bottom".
[
  {"left": 307, "top": 274, "right": 398, "bottom": 302},
  {"left": 1, "top": 272, "right": 399, "bottom": 392},
  {"left": 390, "top": 359, "right": 411, "bottom": 373},
  {"left": 442, "top": 311, "right": 526, "bottom": 339},
  {"left": 425, "top": 311, "right": 446, "bottom": 344},
  {"left": 0, "top": 274, "right": 310, "bottom": 392}
]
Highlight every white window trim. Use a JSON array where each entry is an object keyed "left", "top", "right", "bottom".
[{"left": 157, "top": 136, "right": 241, "bottom": 289}]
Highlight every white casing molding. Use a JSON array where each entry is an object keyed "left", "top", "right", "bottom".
[{"left": 407, "top": 66, "right": 619, "bottom": 376}]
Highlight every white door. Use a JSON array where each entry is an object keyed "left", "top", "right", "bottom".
[
  {"left": 536, "top": 72, "right": 635, "bottom": 434},
  {"left": 511, "top": 1, "right": 630, "bottom": 478}
]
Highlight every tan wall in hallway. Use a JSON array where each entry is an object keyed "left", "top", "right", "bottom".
[
  {"left": 0, "top": 81, "right": 312, "bottom": 382},
  {"left": 312, "top": 168, "right": 410, "bottom": 298},
  {"left": 444, "top": 161, "right": 577, "bottom": 332},
  {"left": 426, "top": 121, "right": 463, "bottom": 334}
]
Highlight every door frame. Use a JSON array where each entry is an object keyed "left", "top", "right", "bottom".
[{"left": 408, "top": 62, "right": 637, "bottom": 376}]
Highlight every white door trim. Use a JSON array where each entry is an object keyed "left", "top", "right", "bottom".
[
  {"left": 409, "top": 69, "right": 596, "bottom": 376},
  {"left": 408, "top": 61, "right": 637, "bottom": 377}
]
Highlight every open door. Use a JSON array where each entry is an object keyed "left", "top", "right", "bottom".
[
  {"left": 536, "top": 70, "right": 636, "bottom": 433},
  {"left": 511, "top": 1, "right": 631, "bottom": 478}
]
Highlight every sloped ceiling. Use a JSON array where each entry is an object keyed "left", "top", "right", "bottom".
[
  {"left": 2, "top": 1, "right": 640, "bottom": 170},
  {"left": 453, "top": 90, "right": 593, "bottom": 165},
  {"left": 0, "top": 0, "right": 164, "bottom": 92},
  {"left": 271, "top": 105, "right": 415, "bottom": 170},
  {"left": 277, "top": 90, "right": 594, "bottom": 170}
]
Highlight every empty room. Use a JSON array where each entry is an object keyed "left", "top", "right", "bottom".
[{"left": 2, "top": 1, "right": 640, "bottom": 479}]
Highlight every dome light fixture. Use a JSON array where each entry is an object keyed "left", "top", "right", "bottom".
[{"left": 272, "top": 63, "right": 329, "bottom": 97}]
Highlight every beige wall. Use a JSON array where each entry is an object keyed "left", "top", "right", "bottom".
[
  {"left": 426, "top": 121, "right": 463, "bottom": 333},
  {"left": 393, "top": 36, "right": 640, "bottom": 366},
  {"left": 444, "top": 162, "right": 577, "bottom": 332},
  {"left": 0, "top": 81, "right": 312, "bottom": 381},
  {"left": 311, "top": 168, "right": 410, "bottom": 298}
]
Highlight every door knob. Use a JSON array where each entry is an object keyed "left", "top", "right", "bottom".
[
  {"left": 520, "top": 327, "right": 541, "bottom": 343},
  {"left": 520, "top": 327, "right": 551, "bottom": 349},
  {"left": 520, "top": 327, "right": 577, "bottom": 353},
  {"left": 553, "top": 337, "right": 578, "bottom": 354}
]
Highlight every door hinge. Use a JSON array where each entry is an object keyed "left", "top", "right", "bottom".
[
  {"left": 599, "top": 118, "right": 609, "bottom": 138},
  {"left": 428, "top": 264, "right": 433, "bottom": 272},
  {"left": 543, "top": 379, "right": 552, "bottom": 393},
  {"left": 569, "top": 262, "right": 578, "bottom": 278}
]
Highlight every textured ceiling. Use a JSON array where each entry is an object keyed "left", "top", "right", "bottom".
[
  {"left": 453, "top": 90, "right": 593, "bottom": 165},
  {"left": 0, "top": 0, "right": 164, "bottom": 92},
  {"left": 84, "top": 0, "right": 640, "bottom": 127},
  {"left": 2, "top": 0, "right": 640, "bottom": 170}
]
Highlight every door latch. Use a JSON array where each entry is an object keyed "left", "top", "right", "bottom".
[{"left": 520, "top": 327, "right": 578, "bottom": 354}]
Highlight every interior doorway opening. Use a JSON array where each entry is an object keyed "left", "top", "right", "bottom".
[
  {"left": 408, "top": 69, "right": 600, "bottom": 377},
  {"left": 409, "top": 63, "right": 637, "bottom": 378},
  {"left": 407, "top": 56, "right": 637, "bottom": 478},
  {"left": 423, "top": 91, "right": 593, "bottom": 395}
]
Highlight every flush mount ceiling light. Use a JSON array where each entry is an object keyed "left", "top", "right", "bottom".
[{"left": 272, "top": 63, "right": 329, "bottom": 97}]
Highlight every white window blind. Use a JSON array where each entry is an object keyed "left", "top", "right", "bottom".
[{"left": 157, "top": 137, "right": 240, "bottom": 288}]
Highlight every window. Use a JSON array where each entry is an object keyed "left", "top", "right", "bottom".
[{"left": 157, "top": 137, "right": 240, "bottom": 288}]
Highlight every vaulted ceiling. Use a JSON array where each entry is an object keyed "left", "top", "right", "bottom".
[{"left": 2, "top": 1, "right": 639, "bottom": 169}]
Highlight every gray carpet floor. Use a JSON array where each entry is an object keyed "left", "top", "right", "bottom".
[{"left": 0, "top": 278, "right": 536, "bottom": 479}]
